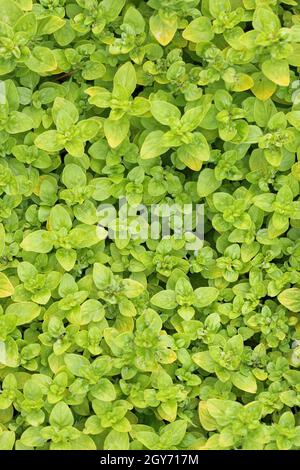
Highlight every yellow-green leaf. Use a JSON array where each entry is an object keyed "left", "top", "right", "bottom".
[
  {"left": 251, "top": 72, "right": 277, "bottom": 101},
  {"left": 0, "top": 273, "right": 14, "bottom": 298},
  {"left": 262, "top": 59, "right": 290, "bottom": 87},
  {"left": 231, "top": 73, "right": 254, "bottom": 92},
  {"left": 150, "top": 14, "right": 177, "bottom": 46},
  {"left": 182, "top": 17, "right": 213, "bottom": 43},
  {"left": 278, "top": 288, "right": 300, "bottom": 312},
  {"left": 104, "top": 116, "right": 129, "bottom": 148}
]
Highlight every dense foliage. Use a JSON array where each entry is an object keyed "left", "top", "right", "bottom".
[{"left": 1, "top": 0, "right": 300, "bottom": 451}]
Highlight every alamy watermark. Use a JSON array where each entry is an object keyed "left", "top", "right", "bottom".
[{"left": 96, "top": 197, "right": 204, "bottom": 252}]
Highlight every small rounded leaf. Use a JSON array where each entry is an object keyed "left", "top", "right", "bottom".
[
  {"left": 0, "top": 273, "right": 14, "bottom": 298},
  {"left": 151, "top": 290, "right": 177, "bottom": 309},
  {"left": 278, "top": 288, "right": 300, "bottom": 312}
]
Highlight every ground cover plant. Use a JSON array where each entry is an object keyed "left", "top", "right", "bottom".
[{"left": 1, "top": 0, "right": 300, "bottom": 451}]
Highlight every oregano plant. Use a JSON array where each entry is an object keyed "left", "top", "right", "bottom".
[{"left": 0, "top": 0, "right": 300, "bottom": 452}]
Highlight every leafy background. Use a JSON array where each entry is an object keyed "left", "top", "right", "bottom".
[{"left": 1, "top": 0, "right": 300, "bottom": 450}]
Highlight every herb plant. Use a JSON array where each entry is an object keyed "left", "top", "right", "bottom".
[{"left": 0, "top": 0, "right": 300, "bottom": 451}]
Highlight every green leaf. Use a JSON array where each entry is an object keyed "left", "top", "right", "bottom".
[
  {"left": 91, "top": 379, "right": 116, "bottom": 402},
  {"left": 69, "top": 224, "right": 104, "bottom": 248},
  {"left": 198, "top": 402, "right": 217, "bottom": 432},
  {"left": 287, "top": 111, "right": 300, "bottom": 131},
  {"left": 262, "top": 59, "right": 290, "bottom": 87},
  {"left": 93, "top": 263, "right": 112, "bottom": 290},
  {"left": 49, "top": 402, "right": 74, "bottom": 428},
  {"left": 76, "top": 119, "right": 99, "bottom": 141},
  {"left": 0, "top": 224, "right": 5, "bottom": 257},
  {"left": 140, "top": 130, "right": 168, "bottom": 159},
  {"left": 253, "top": 7, "right": 281, "bottom": 33},
  {"left": 80, "top": 299, "right": 104, "bottom": 324},
  {"left": 17, "top": 261, "right": 37, "bottom": 282},
  {"left": 272, "top": 212, "right": 288, "bottom": 230},
  {"left": 119, "top": 298, "right": 137, "bottom": 317},
  {"left": 182, "top": 17, "right": 213, "bottom": 43},
  {"left": 25, "top": 47, "right": 57, "bottom": 74},
  {"left": 124, "top": 6, "right": 145, "bottom": 34},
  {"left": 130, "top": 97, "right": 150, "bottom": 116},
  {"left": 86, "top": 87, "right": 112, "bottom": 108},
  {"left": 0, "top": 0, "right": 22, "bottom": 24},
  {"left": 35, "top": 130, "right": 66, "bottom": 153},
  {"left": 104, "top": 116, "right": 129, "bottom": 148},
  {"left": 113, "top": 62, "right": 136, "bottom": 98},
  {"left": 177, "top": 137, "right": 210, "bottom": 171},
  {"left": 0, "top": 431, "right": 15, "bottom": 450},
  {"left": 251, "top": 73, "right": 277, "bottom": 101},
  {"left": 6, "top": 302, "right": 41, "bottom": 325},
  {"left": 71, "top": 435, "right": 96, "bottom": 450},
  {"left": 193, "top": 287, "right": 218, "bottom": 307},
  {"left": 62, "top": 164, "right": 86, "bottom": 188},
  {"left": 65, "top": 137, "right": 84, "bottom": 157},
  {"left": 278, "top": 288, "right": 300, "bottom": 312},
  {"left": 206, "top": 399, "right": 241, "bottom": 426},
  {"left": 150, "top": 14, "right": 177, "bottom": 46},
  {"left": 104, "top": 430, "right": 129, "bottom": 450},
  {"left": 91, "top": 178, "right": 112, "bottom": 201},
  {"left": 181, "top": 100, "right": 212, "bottom": 132},
  {"left": 252, "top": 193, "right": 275, "bottom": 212},
  {"left": 0, "top": 273, "right": 14, "bottom": 298},
  {"left": 213, "top": 192, "right": 234, "bottom": 212},
  {"left": 14, "top": 12, "right": 37, "bottom": 37},
  {"left": 134, "top": 430, "right": 159, "bottom": 449},
  {"left": 122, "top": 279, "right": 145, "bottom": 298},
  {"left": 6, "top": 111, "right": 33, "bottom": 134},
  {"left": 53, "top": 97, "right": 79, "bottom": 127},
  {"left": 209, "top": 0, "right": 231, "bottom": 17},
  {"left": 193, "top": 351, "right": 215, "bottom": 372},
  {"left": 48, "top": 205, "right": 72, "bottom": 231},
  {"left": 56, "top": 248, "right": 77, "bottom": 271},
  {"left": 197, "top": 168, "right": 221, "bottom": 197},
  {"left": 102, "top": 0, "right": 126, "bottom": 19},
  {"left": 151, "top": 290, "right": 177, "bottom": 309},
  {"left": 37, "top": 15, "right": 65, "bottom": 35},
  {"left": 82, "top": 61, "right": 106, "bottom": 80},
  {"left": 20, "top": 427, "right": 45, "bottom": 448},
  {"left": 231, "top": 372, "right": 257, "bottom": 393},
  {"left": 150, "top": 101, "right": 181, "bottom": 126},
  {"left": 161, "top": 420, "right": 187, "bottom": 447},
  {"left": 84, "top": 416, "right": 103, "bottom": 435},
  {"left": 276, "top": 184, "right": 293, "bottom": 204},
  {"left": 21, "top": 230, "right": 53, "bottom": 253},
  {"left": 64, "top": 353, "right": 90, "bottom": 377}
]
